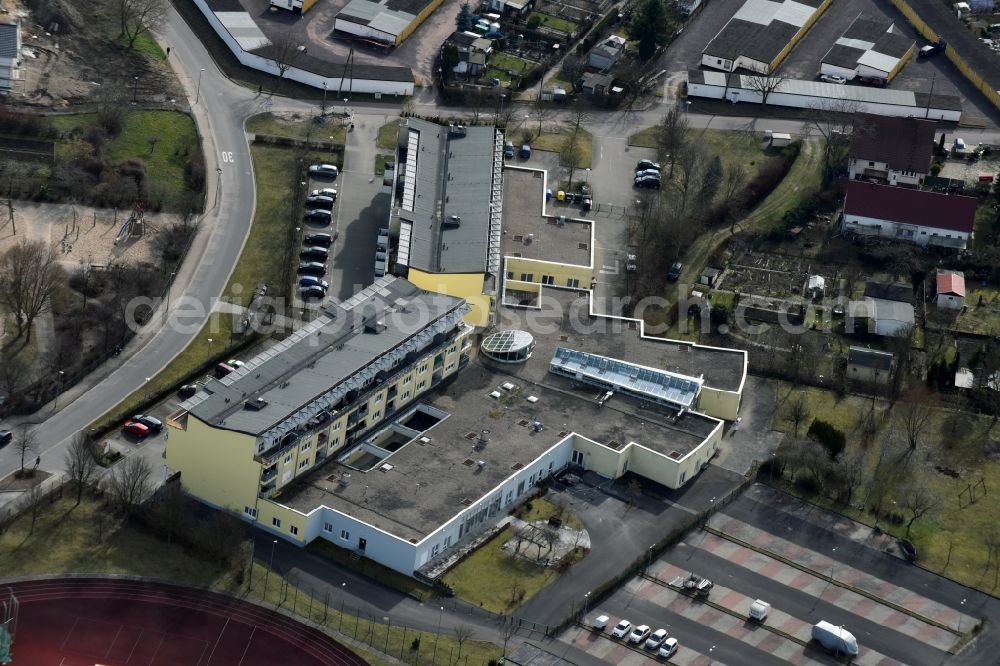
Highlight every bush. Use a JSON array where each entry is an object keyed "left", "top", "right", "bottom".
[
  {"left": 808, "top": 419, "right": 846, "bottom": 460},
  {"left": 411, "top": 637, "right": 421, "bottom": 651},
  {"left": 526, "top": 14, "right": 541, "bottom": 29}
]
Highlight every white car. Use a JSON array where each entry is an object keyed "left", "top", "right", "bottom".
[
  {"left": 311, "top": 188, "right": 338, "bottom": 199},
  {"left": 308, "top": 164, "right": 338, "bottom": 178},
  {"left": 592, "top": 614, "right": 609, "bottom": 631},
  {"left": 819, "top": 73, "right": 847, "bottom": 84},
  {"left": 645, "top": 628, "right": 668, "bottom": 650},
  {"left": 611, "top": 619, "right": 632, "bottom": 638},
  {"left": 658, "top": 637, "right": 679, "bottom": 658},
  {"left": 628, "top": 624, "right": 651, "bottom": 644}
]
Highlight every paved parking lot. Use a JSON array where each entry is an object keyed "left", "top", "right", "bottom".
[{"left": 563, "top": 484, "right": 995, "bottom": 666}]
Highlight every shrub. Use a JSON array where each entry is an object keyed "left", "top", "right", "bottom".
[
  {"left": 526, "top": 14, "right": 541, "bottom": 29},
  {"left": 808, "top": 419, "right": 846, "bottom": 460},
  {"left": 411, "top": 637, "right": 421, "bottom": 651}
]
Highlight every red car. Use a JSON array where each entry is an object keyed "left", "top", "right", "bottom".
[{"left": 123, "top": 420, "right": 151, "bottom": 439}]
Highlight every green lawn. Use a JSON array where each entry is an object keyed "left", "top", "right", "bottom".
[
  {"left": 532, "top": 128, "right": 593, "bottom": 168},
  {"left": 377, "top": 119, "right": 400, "bottom": 151},
  {"left": 308, "top": 539, "right": 434, "bottom": 601},
  {"left": 529, "top": 12, "right": 578, "bottom": 34},
  {"left": 520, "top": 497, "right": 583, "bottom": 530},
  {"left": 374, "top": 153, "right": 390, "bottom": 175},
  {"left": 488, "top": 52, "right": 534, "bottom": 83},
  {"left": 51, "top": 111, "right": 200, "bottom": 209},
  {"left": 442, "top": 526, "right": 557, "bottom": 613},
  {"left": 1, "top": 494, "right": 504, "bottom": 665},
  {"left": 953, "top": 287, "right": 1000, "bottom": 336},
  {"left": 741, "top": 139, "right": 822, "bottom": 231},
  {"left": 246, "top": 112, "right": 346, "bottom": 144},
  {"left": 114, "top": 32, "right": 167, "bottom": 60}
]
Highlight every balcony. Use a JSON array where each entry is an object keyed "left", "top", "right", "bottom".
[{"left": 261, "top": 467, "right": 277, "bottom": 483}]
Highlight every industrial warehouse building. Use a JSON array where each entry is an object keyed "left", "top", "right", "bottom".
[
  {"left": 701, "top": 0, "right": 830, "bottom": 74},
  {"left": 165, "top": 277, "right": 747, "bottom": 578},
  {"left": 820, "top": 13, "right": 914, "bottom": 83},
  {"left": 686, "top": 69, "right": 962, "bottom": 121},
  {"left": 335, "top": 0, "right": 445, "bottom": 46},
  {"left": 387, "top": 119, "right": 504, "bottom": 327}
]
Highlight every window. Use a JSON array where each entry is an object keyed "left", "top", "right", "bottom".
[
  {"left": 284, "top": 454, "right": 292, "bottom": 464},
  {"left": 567, "top": 278, "right": 580, "bottom": 288},
  {"left": 542, "top": 275, "right": 554, "bottom": 285},
  {"left": 298, "top": 459, "right": 309, "bottom": 470},
  {"left": 445, "top": 536, "right": 452, "bottom": 547},
  {"left": 244, "top": 506, "right": 257, "bottom": 518},
  {"left": 330, "top": 438, "right": 340, "bottom": 450},
  {"left": 272, "top": 518, "right": 282, "bottom": 528},
  {"left": 403, "top": 391, "right": 411, "bottom": 400},
  {"left": 332, "top": 422, "right": 341, "bottom": 431},
  {"left": 420, "top": 363, "right": 429, "bottom": 372},
  {"left": 680, "top": 471, "right": 686, "bottom": 484},
  {"left": 869, "top": 161, "right": 875, "bottom": 167},
  {"left": 403, "top": 376, "right": 412, "bottom": 385},
  {"left": 301, "top": 442, "right": 310, "bottom": 452},
  {"left": 529, "top": 474, "right": 536, "bottom": 485},
  {"left": 375, "top": 394, "right": 383, "bottom": 403},
  {"left": 340, "top": 529, "right": 350, "bottom": 541},
  {"left": 572, "top": 450, "right": 584, "bottom": 465},
  {"left": 372, "top": 411, "right": 381, "bottom": 420},
  {"left": 446, "top": 363, "right": 455, "bottom": 371},
  {"left": 418, "top": 380, "right": 426, "bottom": 389},
  {"left": 432, "top": 544, "right": 440, "bottom": 556},
  {"left": 519, "top": 273, "right": 533, "bottom": 282},
  {"left": 505, "top": 491, "right": 513, "bottom": 505},
  {"left": 517, "top": 480, "right": 525, "bottom": 495},
  {"left": 290, "top": 525, "right": 299, "bottom": 536},
  {"left": 548, "top": 461, "right": 553, "bottom": 471},
  {"left": 324, "top": 523, "right": 333, "bottom": 533}
]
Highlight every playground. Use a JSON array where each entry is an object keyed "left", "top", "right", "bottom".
[{"left": 0, "top": 578, "right": 367, "bottom": 666}]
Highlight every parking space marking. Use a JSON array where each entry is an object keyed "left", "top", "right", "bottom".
[
  {"left": 688, "top": 531, "right": 960, "bottom": 652},
  {"left": 707, "top": 513, "right": 975, "bottom": 633},
  {"left": 561, "top": 624, "right": 723, "bottom": 666}
]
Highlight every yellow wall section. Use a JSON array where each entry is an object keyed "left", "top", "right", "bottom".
[
  {"left": 769, "top": 0, "right": 831, "bottom": 72},
  {"left": 407, "top": 269, "right": 491, "bottom": 327},
  {"left": 397, "top": 0, "right": 446, "bottom": 43},
  {"left": 300, "top": 0, "right": 318, "bottom": 12},
  {"left": 505, "top": 257, "right": 592, "bottom": 289},
  {"left": 698, "top": 387, "right": 741, "bottom": 421},
  {"left": 166, "top": 416, "right": 260, "bottom": 512}
]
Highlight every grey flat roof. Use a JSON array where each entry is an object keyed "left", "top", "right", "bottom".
[
  {"left": 848, "top": 346, "right": 894, "bottom": 371},
  {"left": 279, "top": 333, "right": 719, "bottom": 540},
  {"left": 500, "top": 288, "right": 747, "bottom": 393},
  {"left": 821, "top": 14, "right": 913, "bottom": 72},
  {"left": 702, "top": 0, "right": 825, "bottom": 66},
  {"left": 396, "top": 119, "right": 501, "bottom": 274},
  {"left": 186, "top": 278, "right": 465, "bottom": 436},
  {"left": 502, "top": 169, "right": 591, "bottom": 266},
  {"left": 0, "top": 21, "right": 19, "bottom": 60}
]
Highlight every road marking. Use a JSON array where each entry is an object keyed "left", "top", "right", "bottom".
[
  {"left": 206, "top": 617, "right": 231, "bottom": 665},
  {"left": 221, "top": 151, "right": 234, "bottom": 163}
]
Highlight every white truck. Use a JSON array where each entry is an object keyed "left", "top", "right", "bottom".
[
  {"left": 749, "top": 599, "right": 770, "bottom": 622},
  {"left": 812, "top": 621, "right": 859, "bottom": 656}
]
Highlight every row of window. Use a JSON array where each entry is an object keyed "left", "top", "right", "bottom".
[
  {"left": 508, "top": 273, "right": 581, "bottom": 288},
  {"left": 244, "top": 506, "right": 300, "bottom": 536},
  {"left": 323, "top": 523, "right": 351, "bottom": 541}
]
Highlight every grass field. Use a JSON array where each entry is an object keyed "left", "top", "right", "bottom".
[
  {"left": 532, "top": 128, "right": 593, "bottom": 168},
  {"left": 0, "top": 494, "right": 504, "bottom": 665},
  {"left": 246, "top": 113, "right": 346, "bottom": 144},
  {"left": 952, "top": 287, "right": 1000, "bottom": 336},
  {"left": 50, "top": 111, "right": 200, "bottom": 209},
  {"left": 442, "top": 526, "right": 557, "bottom": 614},
  {"left": 487, "top": 53, "right": 534, "bottom": 83},
  {"left": 377, "top": 120, "right": 400, "bottom": 151},
  {"left": 521, "top": 497, "right": 583, "bottom": 530},
  {"left": 770, "top": 382, "right": 1000, "bottom": 593},
  {"left": 529, "top": 12, "right": 578, "bottom": 34},
  {"left": 374, "top": 153, "right": 390, "bottom": 175},
  {"left": 113, "top": 32, "right": 167, "bottom": 60}
]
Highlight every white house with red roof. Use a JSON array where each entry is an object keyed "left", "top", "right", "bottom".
[
  {"left": 934, "top": 270, "right": 966, "bottom": 309},
  {"left": 842, "top": 181, "right": 978, "bottom": 250}
]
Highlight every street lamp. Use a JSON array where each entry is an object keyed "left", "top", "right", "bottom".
[
  {"left": 206, "top": 338, "right": 213, "bottom": 365},
  {"left": 264, "top": 539, "right": 278, "bottom": 598},
  {"left": 812, "top": 547, "right": 837, "bottom": 612},
  {"left": 321, "top": 81, "right": 328, "bottom": 117},
  {"left": 53, "top": 370, "right": 65, "bottom": 412},
  {"left": 132, "top": 76, "right": 139, "bottom": 105},
  {"left": 196, "top": 68, "right": 206, "bottom": 104},
  {"left": 431, "top": 605, "right": 444, "bottom": 663},
  {"left": 165, "top": 271, "right": 176, "bottom": 327},
  {"left": 583, "top": 591, "right": 591, "bottom": 618},
  {"left": 143, "top": 376, "right": 151, "bottom": 404}
]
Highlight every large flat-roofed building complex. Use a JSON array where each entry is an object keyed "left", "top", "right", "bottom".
[
  {"left": 388, "top": 119, "right": 504, "bottom": 327},
  {"left": 820, "top": 14, "right": 914, "bottom": 84},
  {"left": 701, "top": 0, "right": 830, "bottom": 74}
]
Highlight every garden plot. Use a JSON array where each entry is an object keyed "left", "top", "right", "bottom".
[{"left": 721, "top": 251, "right": 852, "bottom": 301}]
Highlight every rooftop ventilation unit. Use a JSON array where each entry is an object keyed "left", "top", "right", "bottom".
[
  {"left": 365, "top": 319, "right": 387, "bottom": 334},
  {"left": 476, "top": 429, "right": 490, "bottom": 449},
  {"left": 477, "top": 460, "right": 486, "bottom": 470},
  {"left": 245, "top": 397, "right": 268, "bottom": 411},
  {"left": 339, "top": 473, "right": 352, "bottom": 486},
  {"left": 532, "top": 421, "right": 543, "bottom": 432}
]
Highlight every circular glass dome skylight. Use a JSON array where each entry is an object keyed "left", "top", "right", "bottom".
[{"left": 481, "top": 330, "right": 534, "bottom": 364}]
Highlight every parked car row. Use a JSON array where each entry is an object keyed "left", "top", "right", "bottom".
[
  {"left": 299, "top": 171, "right": 340, "bottom": 298},
  {"left": 503, "top": 141, "right": 531, "bottom": 160},
  {"left": 633, "top": 159, "right": 662, "bottom": 189},
  {"left": 598, "top": 616, "right": 679, "bottom": 658},
  {"left": 122, "top": 414, "right": 164, "bottom": 439}
]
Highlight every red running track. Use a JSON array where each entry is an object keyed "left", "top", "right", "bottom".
[{"left": 2, "top": 578, "right": 369, "bottom": 666}]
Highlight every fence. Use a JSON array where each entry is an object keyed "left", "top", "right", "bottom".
[{"left": 0, "top": 478, "right": 68, "bottom": 532}]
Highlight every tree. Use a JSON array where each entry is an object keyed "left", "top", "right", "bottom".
[
  {"left": 899, "top": 483, "right": 938, "bottom": 538},
  {"left": 24, "top": 482, "right": 45, "bottom": 535},
  {"left": 561, "top": 108, "right": 590, "bottom": 192},
  {"left": 453, "top": 623, "right": 474, "bottom": 660},
  {"left": 788, "top": 394, "right": 809, "bottom": 437},
  {"left": 14, "top": 425, "right": 37, "bottom": 478},
  {"left": 265, "top": 32, "right": 305, "bottom": 96},
  {"left": 805, "top": 100, "right": 859, "bottom": 180},
  {"left": 698, "top": 155, "right": 723, "bottom": 210},
  {"left": 104, "top": 455, "right": 153, "bottom": 517},
  {"left": 440, "top": 43, "right": 460, "bottom": 82},
  {"left": 746, "top": 72, "right": 785, "bottom": 107},
  {"left": 64, "top": 433, "right": 98, "bottom": 506},
  {"left": 0, "top": 239, "right": 65, "bottom": 342},
  {"left": 672, "top": 141, "right": 707, "bottom": 215},
  {"left": 118, "top": 0, "right": 166, "bottom": 50},
  {"left": 0, "top": 349, "right": 28, "bottom": 408},
  {"left": 531, "top": 102, "right": 554, "bottom": 139},
  {"left": 631, "top": 0, "right": 669, "bottom": 60},
  {"left": 145, "top": 482, "right": 190, "bottom": 546},
  {"left": 722, "top": 163, "right": 748, "bottom": 234},
  {"left": 456, "top": 3, "right": 475, "bottom": 31},
  {"left": 656, "top": 108, "right": 688, "bottom": 177},
  {"left": 895, "top": 400, "right": 932, "bottom": 452}
]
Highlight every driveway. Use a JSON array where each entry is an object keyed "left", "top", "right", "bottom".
[{"left": 517, "top": 465, "right": 746, "bottom": 627}]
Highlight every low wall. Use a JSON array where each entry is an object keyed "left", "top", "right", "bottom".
[{"left": 191, "top": 0, "right": 414, "bottom": 96}]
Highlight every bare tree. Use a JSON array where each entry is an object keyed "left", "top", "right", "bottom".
[
  {"left": 118, "top": 0, "right": 166, "bottom": 50},
  {"left": 895, "top": 400, "right": 933, "bottom": 452},
  {"left": 500, "top": 616, "right": 518, "bottom": 658},
  {"left": 898, "top": 483, "right": 938, "bottom": 538},
  {"left": 538, "top": 526, "right": 558, "bottom": 556},
  {"left": 145, "top": 482, "right": 190, "bottom": 546},
  {"left": 64, "top": 432, "right": 98, "bottom": 506},
  {"left": 265, "top": 32, "right": 306, "bottom": 96},
  {"left": 0, "top": 348, "right": 28, "bottom": 406},
  {"left": 14, "top": 424, "right": 37, "bottom": 478},
  {"left": 104, "top": 455, "right": 153, "bottom": 516},
  {"left": 656, "top": 108, "right": 688, "bottom": 176},
  {"left": 805, "top": 100, "right": 860, "bottom": 179},
  {"left": 561, "top": 107, "right": 590, "bottom": 192},
  {"left": 453, "top": 623, "right": 474, "bottom": 660},
  {"left": 722, "top": 163, "right": 748, "bottom": 234},
  {"left": 746, "top": 72, "right": 785, "bottom": 107},
  {"left": 788, "top": 394, "right": 809, "bottom": 437},
  {"left": 530, "top": 102, "right": 554, "bottom": 139},
  {"left": 834, "top": 449, "right": 865, "bottom": 508},
  {"left": 672, "top": 142, "right": 707, "bottom": 216},
  {"left": 197, "top": 508, "right": 249, "bottom": 566},
  {"left": 24, "top": 481, "right": 45, "bottom": 535},
  {"left": 0, "top": 239, "right": 65, "bottom": 343}
]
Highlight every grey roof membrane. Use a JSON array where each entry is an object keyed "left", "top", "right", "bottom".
[
  {"left": 398, "top": 119, "right": 500, "bottom": 274},
  {"left": 188, "top": 278, "right": 465, "bottom": 435},
  {"left": 0, "top": 21, "right": 18, "bottom": 59}
]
